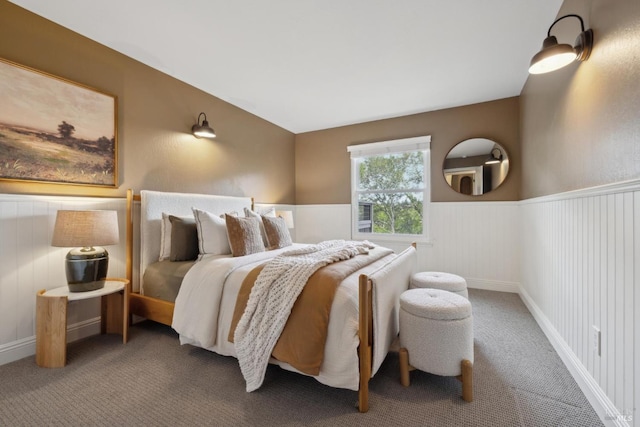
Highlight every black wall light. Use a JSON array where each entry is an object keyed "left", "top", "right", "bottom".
[
  {"left": 485, "top": 148, "right": 503, "bottom": 165},
  {"left": 192, "top": 112, "right": 216, "bottom": 138},
  {"left": 529, "top": 14, "right": 593, "bottom": 74}
]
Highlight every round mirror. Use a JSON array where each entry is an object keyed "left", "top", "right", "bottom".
[{"left": 443, "top": 138, "right": 509, "bottom": 195}]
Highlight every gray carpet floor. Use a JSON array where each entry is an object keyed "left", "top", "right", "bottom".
[{"left": 0, "top": 289, "right": 603, "bottom": 426}]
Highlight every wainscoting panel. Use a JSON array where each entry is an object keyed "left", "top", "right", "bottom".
[
  {"left": 3, "top": 190, "right": 635, "bottom": 425},
  {"left": 295, "top": 202, "right": 520, "bottom": 292},
  {"left": 520, "top": 182, "right": 639, "bottom": 425},
  {"left": 426, "top": 202, "right": 520, "bottom": 292},
  {"left": 295, "top": 204, "right": 352, "bottom": 244},
  {"left": 0, "top": 194, "right": 126, "bottom": 366}
]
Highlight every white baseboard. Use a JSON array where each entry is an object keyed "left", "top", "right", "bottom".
[
  {"left": 517, "top": 286, "right": 629, "bottom": 427},
  {"left": 467, "top": 278, "right": 520, "bottom": 293},
  {"left": 0, "top": 317, "right": 101, "bottom": 366},
  {"left": 0, "top": 336, "right": 36, "bottom": 367}
]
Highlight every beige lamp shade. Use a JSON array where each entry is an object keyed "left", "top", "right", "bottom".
[
  {"left": 276, "top": 210, "right": 294, "bottom": 229},
  {"left": 51, "top": 210, "right": 119, "bottom": 248}
]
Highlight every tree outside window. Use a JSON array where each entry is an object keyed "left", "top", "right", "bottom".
[{"left": 349, "top": 136, "right": 430, "bottom": 241}]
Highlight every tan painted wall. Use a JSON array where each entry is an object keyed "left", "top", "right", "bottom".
[
  {"left": 0, "top": 2, "right": 295, "bottom": 204},
  {"left": 295, "top": 97, "right": 520, "bottom": 204},
  {"left": 521, "top": 0, "right": 640, "bottom": 199}
]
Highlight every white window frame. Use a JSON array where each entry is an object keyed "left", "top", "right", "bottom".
[{"left": 347, "top": 135, "right": 431, "bottom": 243}]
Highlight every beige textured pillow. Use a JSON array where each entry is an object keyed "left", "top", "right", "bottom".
[
  {"left": 244, "top": 207, "right": 275, "bottom": 247},
  {"left": 262, "top": 215, "right": 292, "bottom": 249},
  {"left": 225, "top": 214, "right": 266, "bottom": 257}
]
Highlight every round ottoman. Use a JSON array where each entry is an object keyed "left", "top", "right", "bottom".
[
  {"left": 398, "top": 288, "right": 474, "bottom": 402},
  {"left": 410, "top": 271, "right": 468, "bottom": 299}
]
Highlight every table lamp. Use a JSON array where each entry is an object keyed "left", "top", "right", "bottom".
[
  {"left": 51, "top": 210, "right": 119, "bottom": 292},
  {"left": 275, "top": 210, "right": 294, "bottom": 229}
]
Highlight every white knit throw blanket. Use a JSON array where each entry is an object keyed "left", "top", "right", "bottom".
[{"left": 234, "top": 240, "right": 375, "bottom": 392}]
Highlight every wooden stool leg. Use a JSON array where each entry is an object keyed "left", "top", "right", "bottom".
[
  {"left": 461, "top": 359, "right": 473, "bottom": 402},
  {"left": 399, "top": 347, "right": 411, "bottom": 387}
]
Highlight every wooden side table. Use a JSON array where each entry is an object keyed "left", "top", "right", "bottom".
[{"left": 36, "top": 278, "right": 130, "bottom": 368}]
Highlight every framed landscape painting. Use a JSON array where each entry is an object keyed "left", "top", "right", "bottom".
[{"left": 0, "top": 57, "right": 117, "bottom": 187}]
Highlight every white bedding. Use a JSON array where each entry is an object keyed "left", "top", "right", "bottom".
[
  {"left": 138, "top": 190, "right": 417, "bottom": 396},
  {"left": 172, "top": 243, "right": 399, "bottom": 391}
]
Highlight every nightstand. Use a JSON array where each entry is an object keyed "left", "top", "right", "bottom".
[{"left": 35, "top": 278, "right": 130, "bottom": 368}]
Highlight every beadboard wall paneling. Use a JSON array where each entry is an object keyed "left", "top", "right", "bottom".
[
  {"left": 0, "top": 194, "right": 127, "bottom": 365},
  {"left": 296, "top": 205, "right": 352, "bottom": 244},
  {"left": 426, "top": 202, "right": 520, "bottom": 292},
  {"left": 295, "top": 202, "right": 520, "bottom": 291},
  {"left": 4, "top": 190, "right": 634, "bottom": 426},
  {"left": 520, "top": 181, "right": 639, "bottom": 425}
]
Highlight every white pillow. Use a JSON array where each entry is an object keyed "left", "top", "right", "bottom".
[
  {"left": 192, "top": 208, "right": 232, "bottom": 257},
  {"left": 159, "top": 213, "right": 171, "bottom": 261},
  {"left": 244, "top": 207, "right": 276, "bottom": 247},
  {"left": 159, "top": 212, "right": 193, "bottom": 261}
]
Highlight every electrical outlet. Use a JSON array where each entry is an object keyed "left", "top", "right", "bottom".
[{"left": 592, "top": 326, "right": 601, "bottom": 356}]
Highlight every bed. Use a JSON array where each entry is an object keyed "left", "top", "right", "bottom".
[{"left": 124, "top": 189, "right": 417, "bottom": 412}]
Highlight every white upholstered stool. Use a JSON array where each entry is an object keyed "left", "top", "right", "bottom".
[
  {"left": 410, "top": 271, "right": 468, "bottom": 299},
  {"left": 398, "top": 288, "right": 474, "bottom": 402}
]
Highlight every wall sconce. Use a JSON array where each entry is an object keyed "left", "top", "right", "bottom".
[
  {"left": 485, "top": 148, "right": 503, "bottom": 164},
  {"left": 51, "top": 210, "right": 119, "bottom": 292},
  {"left": 192, "top": 112, "right": 216, "bottom": 139},
  {"left": 529, "top": 14, "right": 593, "bottom": 74}
]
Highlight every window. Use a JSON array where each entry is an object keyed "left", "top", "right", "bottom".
[{"left": 348, "top": 136, "right": 430, "bottom": 242}]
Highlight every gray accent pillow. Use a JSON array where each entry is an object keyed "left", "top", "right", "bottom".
[
  {"left": 168, "top": 215, "right": 199, "bottom": 261},
  {"left": 225, "top": 214, "right": 265, "bottom": 257},
  {"left": 262, "top": 215, "right": 293, "bottom": 249}
]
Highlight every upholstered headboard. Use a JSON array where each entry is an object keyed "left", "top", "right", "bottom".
[{"left": 139, "top": 190, "right": 253, "bottom": 291}]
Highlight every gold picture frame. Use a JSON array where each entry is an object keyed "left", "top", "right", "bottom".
[{"left": 0, "top": 57, "right": 118, "bottom": 188}]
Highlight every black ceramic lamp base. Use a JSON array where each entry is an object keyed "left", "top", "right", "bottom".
[{"left": 65, "top": 246, "right": 109, "bottom": 292}]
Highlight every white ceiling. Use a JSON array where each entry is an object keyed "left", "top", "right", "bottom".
[
  {"left": 447, "top": 138, "right": 498, "bottom": 159},
  {"left": 10, "top": 0, "right": 562, "bottom": 134}
]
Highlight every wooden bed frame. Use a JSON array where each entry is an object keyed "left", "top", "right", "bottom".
[{"left": 124, "top": 189, "right": 415, "bottom": 412}]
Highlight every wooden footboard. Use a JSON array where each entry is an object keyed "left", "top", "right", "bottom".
[
  {"left": 357, "top": 242, "right": 417, "bottom": 413},
  {"left": 358, "top": 274, "right": 374, "bottom": 412}
]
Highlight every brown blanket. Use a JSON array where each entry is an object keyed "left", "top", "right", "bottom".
[{"left": 228, "top": 246, "right": 392, "bottom": 375}]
